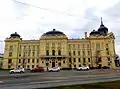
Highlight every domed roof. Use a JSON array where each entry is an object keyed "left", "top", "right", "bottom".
[
  {"left": 98, "top": 18, "right": 108, "bottom": 35},
  {"left": 90, "top": 30, "right": 100, "bottom": 36},
  {"left": 10, "top": 32, "right": 20, "bottom": 38},
  {"left": 42, "top": 29, "right": 66, "bottom": 36}
]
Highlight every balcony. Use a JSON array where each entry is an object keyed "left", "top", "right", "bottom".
[{"left": 40, "top": 55, "right": 66, "bottom": 59}]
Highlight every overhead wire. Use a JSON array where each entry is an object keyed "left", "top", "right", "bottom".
[{"left": 12, "top": 0, "right": 120, "bottom": 23}]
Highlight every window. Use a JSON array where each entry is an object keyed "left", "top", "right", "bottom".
[
  {"left": 58, "top": 58, "right": 61, "bottom": 61},
  {"left": 18, "top": 65, "right": 20, "bottom": 68},
  {"left": 63, "top": 60, "right": 65, "bottom": 64},
  {"left": 36, "top": 65, "right": 39, "bottom": 67},
  {"left": 87, "top": 44, "right": 89, "bottom": 48},
  {"left": 32, "top": 59, "right": 34, "bottom": 63},
  {"left": 37, "top": 45, "right": 39, "bottom": 50},
  {"left": 42, "top": 61, "right": 44, "bottom": 63},
  {"left": 82, "top": 44, "right": 85, "bottom": 48},
  {"left": 23, "top": 59, "right": 26, "bottom": 63},
  {"left": 73, "top": 44, "right": 75, "bottom": 49},
  {"left": 28, "top": 59, "right": 30, "bottom": 63},
  {"left": 78, "top": 44, "right": 80, "bottom": 49},
  {"left": 74, "top": 65, "right": 76, "bottom": 68},
  {"left": 58, "top": 63, "right": 61, "bottom": 66},
  {"left": 46, "top": 50, "right": 49, "bottom": 55},
  {"left": 83, "top": 58, "right": 86, "bottom": 63},
  {"left": 107, "top": 51, "right": 109, "bottom": 55},
  {"left": 32, "top": 52, "right": 35, "bottom": 56},
  {"left": 69, "top": 52, "right": 71, "bottom": 56},
  {"left": 19, "top": 59, "right": 21, "bottom": 63},
  {"left": 108, "top": 57, "right": 110, "bottom": 61},
  {"left": 52, "top": 50, "right": 55, "bottom": 55},
  {"left": 27, "top": 65, "right": 30, "bottom": 69},
  {"left": 9, "top": 52, "right": 12, "bottom": 57},
  {"left": 78, "top": 51, "right": 80, "bottom": 55},
  {"left": 46, "top": 58, "right": 49, "bottom": 61},
  {"left": 79, "top": 64, "right": 81, "bottom": 67},
  {"left": 88, "top": 58, "right": 90, "bottom": 62},
  {"left": 73, "top": 58, "right": 76, "bottom": 62},
  {"left": 9, "top": 45, "right": 13, "bottom": 51},
  {"left": 69, "top": 58, "right": 72, "bottom": 63},
  {"left": 8, "top": 59, "right": 12, "bottom": 64},
  {"left": 46, "top": 63, "right": 49, "bottom": 66},
  {"left": 32, "top": 65, "right": 34, "bottom": 68},
  {"left": 8, "top": 65, "right": 11, "bottom": 69},
  {"left": 83, "top": 51, "right": 85, "bottom": 55},
  {"left": 58, "top": 50, "right": 61, "bottom": 55},
  {"left": 88, "top": 51, "right": 90, "bottom": 55},
  {"left": 52, "top": 43, "right": 55, "bottom": 49},
  {"left": 96, "top": 43, "right": 100, "bottom": 50},
  {"left": 78, "top": 58, "right": 81, "bottom": 62},
  {"left": 33, "top": 45, "right": 35, "bottom": 50},
  {"left": 73, "top": 51, "right": 75, "bottom": 56}
]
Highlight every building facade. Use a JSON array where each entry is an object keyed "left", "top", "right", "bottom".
[{"left": 3, "top": 20, "right": 117, "bottom": 69}]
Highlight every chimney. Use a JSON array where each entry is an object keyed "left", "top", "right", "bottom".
[{"left": 85, "top": 32, "right": 87, "bottom": 38}]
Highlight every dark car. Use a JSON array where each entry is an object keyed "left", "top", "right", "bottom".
[{"left": 30, "top": 67, "right": 46, "bottom": 72}]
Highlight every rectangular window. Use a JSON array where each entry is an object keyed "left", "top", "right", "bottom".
[
  {"left": 69, "top": 58, "right": 72, "bottom": 63},
  {"left": 69, "top": 52, "right": 71, "bottom": 56},
  {"left": 52, "top": 50, "right": 55, "bottom": 56},
  {"left": 8, "top": 59, "right": 12, "bottom": 64},
  {"left": 78, "top": 51, "right": 80, "bottom": 55},
  {"left": 19, "top": 59, "right": 21, "bottom": 63},
  {"left": 9, "top": 45, "right": 13, "bottom": 51},
  {"left": 28, "top": 59, "right": 30, "bottom": 63},
  {"left": 83, "top": 58, "right": 86, "bottom": 63},
  {"left": 32, "top": 65, "right": 34, "bottom": 68},
  {"left": 46, "top": 50, "right": 49, "bottom": 56},
  {"left": 83, "top": 51, "right": 85, "bottom": 55},
  {"left": 27, "top": 65, "right": 30, "bottom": 69},
  {"left": 9, "top": 52, "right": 12, "bottom": 57},
  {"left": 96, "top": 43, "right": 100, "bottom": 50},
  {"left": 78, "top": 44, "right": 80, "bottom": 49},
  {"left": 32, "top": 52, "right": 35, "bottom": 56},
  {"left": 78, "top": 58, "right": 81, "bottom": 62},
  {"left": 73, "top": 45, "right": 75, "bottom": 50},
  {"left": 58, "top": 63, "right": 61, "bottom": 66},
  {"left": 88, "top": 51, "right": 90, "bottom": 55},
  {"left": 88, "top": 58, "right": 90, "bottom": 62},
  {"left": 73, "top": 58, "right": 76, "bottom": 62},
  {"left": 32, "top": 59, "right": 34, "bottom": 63},
  {"left": 74, "top": 65, "right": 76, "bottom": 68},
  {"left": 73, "top": 51, "right": 75, "bottom": 56},
  {"left": 63, "top": 60, "right": 65, "bottom": 64},
  {"left": 58, "top": 50, "right": 61, "bottom": 55}
]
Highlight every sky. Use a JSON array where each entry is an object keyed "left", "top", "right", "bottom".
[{"left": 0, "top": 0, "right": 120, "bottom": 55}]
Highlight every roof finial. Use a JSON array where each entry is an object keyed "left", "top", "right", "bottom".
[{"left": 101, "top": 17, "right": 103, "bottom": 25}]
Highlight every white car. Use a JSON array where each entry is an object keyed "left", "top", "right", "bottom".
[
  {"left": 48, "top": 67, "right": 60, "bottom": 72},
  {"left": 76, "top": 66, "right": 89, "bottom": 71},
  {"left": 9, "top": 68, "right": 25, "bottom": 73}
]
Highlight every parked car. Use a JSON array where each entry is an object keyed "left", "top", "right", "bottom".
[
  {"left": 76, "top": 66, "right": 89, "bottom": 71},
  {"left": 9, "top": 68, "right": 25, "bottom": 74},
  {"left": 48, "top": 67, "right": 60, "bottom": 72},
  {"left": 30, "top": 67, "right": 46, "bottom": 72}
]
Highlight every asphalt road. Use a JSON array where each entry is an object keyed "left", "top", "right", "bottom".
[{"left": 0, "top": 69, "right": 120, "bottom": 89}]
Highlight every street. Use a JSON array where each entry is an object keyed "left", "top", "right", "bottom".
[{"left": 0, "top": 69, "right": 120, "bottom": 89}]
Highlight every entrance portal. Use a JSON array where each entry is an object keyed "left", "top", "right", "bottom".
[{"left": 52, "top": 62, "right": 55, "bottom": 67}]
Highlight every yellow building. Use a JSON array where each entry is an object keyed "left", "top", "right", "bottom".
[{"left": 3, "top": 20, "right": 117, "bottom": 69}]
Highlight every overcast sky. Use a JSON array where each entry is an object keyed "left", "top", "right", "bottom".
[{"left": 0, "top": 0, "right": 120, "bottom": 55}]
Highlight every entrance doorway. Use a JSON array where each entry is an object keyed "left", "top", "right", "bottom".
[{"left": 52, "top": 62, "right": 55, "bottom": 67}]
